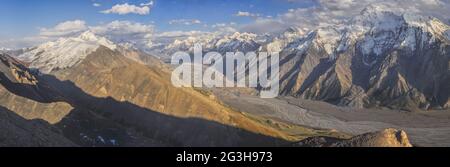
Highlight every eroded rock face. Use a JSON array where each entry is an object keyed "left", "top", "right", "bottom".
[
  {"left": 273, "top": 7, "right": 450, "bottom": 111},
  {"left": 294, "top": 128, "right": 413, "bottom": 147},
  {"left": 0, "top": 54, "right": 73, "bottom": 124}
]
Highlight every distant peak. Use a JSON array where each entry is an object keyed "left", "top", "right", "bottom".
[
  {"left": 78, "top": 30, "right": 99, "bottom": 41},
  {"left": 17, "top": 30, "right": 117, "bottom": 73},
  {"left": 361, "top": 4, "right": 388, "bottom": 14}
]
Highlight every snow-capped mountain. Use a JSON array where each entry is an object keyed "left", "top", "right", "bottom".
[
  {"left": 165, "top": 32, "right": 261, "bottom": 53},
  {"left": 150, "top": 31, "right": 262, "bottom": 62},
  {"left": 274, "top": 5, "right": 450, "bottom": 111},
  {"left": 17, "top": 31, "right": 117, "bottom": 73},
  {"left": 13, "top": 4, "right": 449, "bottom": 112},
  {"left": 259, "top": 27, "right": 307, "bottom": 53},
  {"left": 163, "top": 32, "right": 218, "bottom": 54},
  {"left": 138, "top": 5, "right": 449, "bottom": 111},
  {"left": 0, "top": 47, "right": 10, "bottom": 51},
  {"left": 214, "top": 32, "right": 261, "bottom": 53}
]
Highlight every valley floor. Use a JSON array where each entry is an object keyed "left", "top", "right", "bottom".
[{"left": 214, "top": 90, "right": 450, "bottom": 147}]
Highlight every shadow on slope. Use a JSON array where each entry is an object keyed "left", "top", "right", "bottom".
[
  {"left": 0, "top": 72, "right": 65, "bottom": 103},
  {"left": 0, "top": 106, "right": 75, "bottom": 147},
  {"left": 38, "top": 74, "right": 289, "bottom": 147}
]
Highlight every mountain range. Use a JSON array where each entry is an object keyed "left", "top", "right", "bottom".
[
  {"left": 274, "top": 5, "right": 450, "bottom": 111},
  {"left": 0, "top": 36, "right": 345, "bottom": 146},
  {"left": 150, "top": 5, "right": 450, "bottom": 112},
  {"left": 1, "top": 5, "right": 449, "bottom": 147}
]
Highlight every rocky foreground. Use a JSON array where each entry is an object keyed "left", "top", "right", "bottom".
[{"left": 294, "top": 128, "right": 413, "bottom": 147}]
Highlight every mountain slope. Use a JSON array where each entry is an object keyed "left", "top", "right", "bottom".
[
  {"left": 271, "top": 6, "right": 450, "bottom": 111},
  {"left": 13, "top": 31, "right": 351, "bottom": 146},
  {"left": 1, "top": 53, "right": 165, "bottom": 147},
  {"left": 34, "top": 46, "right": 300, "bottom": 146},
  {"left": 0, "top": 106, "right": 76, "bottom": 147},
  {"left": 0, "top": 54, "right": 74, "bottom": 146},
  {"left": 0, "top": 53, "right": 73, "bottom": 123}
]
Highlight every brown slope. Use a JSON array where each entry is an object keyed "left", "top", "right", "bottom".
[
  {"left": 0, "top": 54, "right": 72, "bottom": 124},
  {"left": 0, "top": 106, "right": 76, "bottom": 147},
  {"left": 46, "top": 46, "right": 295, "bottom": 146},
  {"left": 1, "top": 53, "right": 160, "bottom": 147}
]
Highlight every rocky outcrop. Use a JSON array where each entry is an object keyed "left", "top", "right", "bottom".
[
  {"left": 0, "top": 54, "right": 73, "bottom": 124},
  {"left": 294, "top": 128, "right": 413, "bottom": 147}
]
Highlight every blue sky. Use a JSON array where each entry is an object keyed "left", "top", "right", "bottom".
[
  {"left": 1, "top": 0, "right": 448, "bottom": 49},
  {"left": 0, "top": 0, "right": 315, "bottom": 39}
]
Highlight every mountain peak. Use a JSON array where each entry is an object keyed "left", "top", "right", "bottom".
[
  {"left": 78, "top": 30, "right": 99, "bottom": 41},
  {"left": 225, "top": 32, "right": 258, "bottom": 42},
  {"left": 17, "top": 31, "right": 118, "bottom": 73},
  {"left": 78, "top": 31, "right": 117, "bottom": 50}
]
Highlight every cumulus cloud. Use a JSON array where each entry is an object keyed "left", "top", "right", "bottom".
[
  {"left": 91, "top": 20, "right": 155, "bottom": 48},
  {"left": 0, "top": 37, "right": 50, "bottom": 49},
  {"left": 210, "top": 22, "right": 238, "bottom": 33},
  {"left": 241, "top": 0, "right": 450, "bottom": 34},
  {"left": 39, "top": 20, "right": 88, "bottom": 37},
  {"left": 93, "top": 3, "right": 101, "bottom": 7},
  {"left": 9, "top": 20, "right": 155, "bottom": 49},
  {"left": 2, "top": 19, "right": 157, "bottom": 49},
  {"left": 168, "top": 19, "right": 202, "bottom": 25},
  {"left": 299, "top": 0, "right": 447, "bottom": 27},
  {"left": 91, "top": 21, "right": 154, "bottom": 35},
  {"left": 101, "top": 1, "right": 154, "bottom": 15},
  {"left": 1, "top": 20, "right": 89, "bottom": 48}
]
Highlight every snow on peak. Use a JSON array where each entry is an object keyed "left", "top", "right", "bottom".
[
  {"left": 79, "top": 31, "right": 98, "bottom": 40},
  {"left": 78, "top": 31, "right": 117, "bottom": 49},
  {"left": 17, "top": 31, "right": 117, "bottom": 73},
  {"left": 278, "top": 6, "right": 449, "bottom": 65},
  {"left": 354, "top": 5, "right": 449, "bottom": 39},
  {"left": 161, "top": 31, "right": 260, "bottom": 55},
  {"left": 163, "top": 32, "right": 218, "bottom": 54},
  {"left": 259, "top": 26, "right": 308, "bottom": 53},
  {"left": 214, "top": 32, "right": 260, "bottom": 53}
]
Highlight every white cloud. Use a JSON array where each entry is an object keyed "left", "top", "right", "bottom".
[
  {"left": 91, "top": 20, "right": 155, "bottom": 48},
  {"left": 289, "top": 0, "right": 449, "bottom": 28},
  {"left": 235, "top": 11, "right": 261, "bottom": 17},
  {"left": 210, "top": 22, "right": 238, "bottom": 33},
  {"left": 155, "top": 31, "right": 205, "bottom": 38},
  {"left": 241, "top": 0, "right": 450, "bottom": 34},
  {"left": 240, "top": 18, "right": 286, "bottom": 34},
  {"left": 91, "top": 21, "right": 154, "bottom": 35},
  {"left": 1, "top": 20, "right": 89, "bottom": 48},
  {"left": 168, "top": 19, "right": 202, "bottom": 25},
  {"left": 0, "top": 36, "right": 50, "bottom": 49},
  {"left": 140, "top": 1, "right": 154, "bottom": 6},
  {"left": 93, "top": 3, "right": 101, "bottom": 7},
  {"left": 3, "top": 20, "right": 156, "bottom": 49},
  {"left": 5, "top": 0, "right": 449, "bottom": 49},
  {"left": 39, "top": 20, "right": 88, "bottom": 37},
  {"left": 101, "top": 3, "right": 152, "bottom": 15}
]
